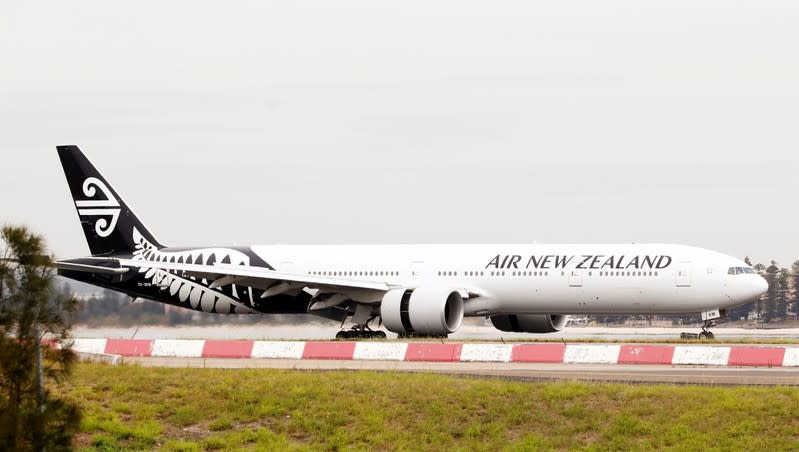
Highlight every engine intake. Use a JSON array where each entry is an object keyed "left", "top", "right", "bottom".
[
  {"left": 490, "top": 314, "right": 567, "bottom": 333},
  {"left": 381, "top": 287, "right": 464, "bottom": 335}
]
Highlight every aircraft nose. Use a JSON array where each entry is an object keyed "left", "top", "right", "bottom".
[{"left": 754, "top": 275, "right": 769, "bottom": 297}]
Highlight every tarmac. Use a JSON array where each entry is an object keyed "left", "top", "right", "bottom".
[{"left": 72, "top": 324, "right": 799, "bottom": 341}]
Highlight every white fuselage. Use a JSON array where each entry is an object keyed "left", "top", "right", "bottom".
[{"left": 250, "top": 243, "right": 767, "bottom": 316}]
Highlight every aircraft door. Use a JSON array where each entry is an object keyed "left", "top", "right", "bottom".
[{"left": 675, "top": 262, "right": 692, "bottom": 287}]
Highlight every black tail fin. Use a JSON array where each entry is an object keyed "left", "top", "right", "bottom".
[{"left": 57, "top": 145, "right": 165, "bottom": 256}]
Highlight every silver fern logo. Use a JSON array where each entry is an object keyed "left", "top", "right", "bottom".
[{"left": 75, "top": 177, "right": 120, "bottom": 238}]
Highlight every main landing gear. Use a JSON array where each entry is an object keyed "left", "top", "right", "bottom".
[
  {"left": 335, "top": 315, "right": 387, "bottom": 340},
  {"left": 397, "top": 332, "right": 448, "bottom": 339}
]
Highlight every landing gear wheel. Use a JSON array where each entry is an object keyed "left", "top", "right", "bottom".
[
  {"left": 698, "top": 319, "right": 716, "bottom": 341},
  {"left": 335, "top": 316, "right": 387, "bottom": 340}
]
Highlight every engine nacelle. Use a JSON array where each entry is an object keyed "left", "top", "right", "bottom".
[
  {"left": 381, "top": 287, "right": 464, "bottom": 335},
  {"left": 490, "top": 314, "right": 568, "bottom": 333}
]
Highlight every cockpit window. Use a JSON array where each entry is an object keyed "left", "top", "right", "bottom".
[{"left": 729, "top": 266, "right": 755, "bottom": 275}]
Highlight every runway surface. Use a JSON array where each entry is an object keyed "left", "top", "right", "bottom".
[
  {"left": 122, "top": 357, "right": 799, "bottom": 386},
  {"left": 73, "top": 324, "right": 799, "bottom": 342}
]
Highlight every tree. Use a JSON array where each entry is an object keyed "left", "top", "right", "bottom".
[
  {"left": 776, "top": 268, "right": 790, "bottom": 321},
  {"left": 0, "top": 225, "right": 80, "bottom": 451},
  {"left": 790, "top": 260, "right": 799, "bottom": 320},
  {"left": 763, "top": 261, "right": 781, "bottom": 322}
]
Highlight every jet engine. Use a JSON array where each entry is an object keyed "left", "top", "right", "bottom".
[
  {"left": 381, "top": 287, "right": 464, "bottom": 335},
  {"left": 490, "top": 314, "right": 567, "bottom": 333}
]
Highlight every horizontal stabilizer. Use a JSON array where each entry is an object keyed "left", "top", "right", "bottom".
[{"left": 56, "top": 260, "right": 130, "bottom": 275}]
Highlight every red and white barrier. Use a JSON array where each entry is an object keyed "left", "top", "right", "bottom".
[
  {"left": 251, "top": 341, "right": 305, "bottom": 359},
  {"left": 618, "top": 345, "right": 675, "bottom": 365},
  {"left": 68, "top": 339, "right": 799, "bottom": 367},
  {"left": 460, "top": 344, "right": 513, "bottom": 363},
  {"left": 353, "top": 343, "right": 408, "bottom": 361},
  {"left": 564, "top": 345, "right": 621, "bottom": 364}
]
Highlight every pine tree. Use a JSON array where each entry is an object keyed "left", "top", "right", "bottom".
[
  {"left": 776, "top": 268, "right": 790, "bottom": 321},
  {"left": 763, "top": 261, "right": 781, "bottom": 322},
  {"left": 790, "top": 260, "right": 799, "bottom": 321},
  {"left": 0, "top": 225, "right": 80, "bottom": 450},
  {"left": 751, "top": 262, "right": 768, "bottom": 321}
]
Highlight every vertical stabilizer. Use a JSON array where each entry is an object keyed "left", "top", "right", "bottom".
[{"left": 57, "top": 145, "right": 164, "bottom": 256}]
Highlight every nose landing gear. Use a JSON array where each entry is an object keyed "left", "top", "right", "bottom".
[
  {"left": 681, "top": 310, "right": 723, "bottom": 340},
  {"left": 698, "top": 319, "right": 716, "bottom": 340}
]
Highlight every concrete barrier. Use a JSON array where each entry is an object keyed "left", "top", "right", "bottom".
[
  {"left": 618, "top": 345, "right": 675, "bottom": 365},
  {"left": 72, "top": 338, "right": 108, "bottom": 355},
  {"left": 727, "top": 347, "right": 785, "bottom": 367},
  {"left": 511, "top": 344, "right": 566, "bottom": 363},
  {"left": 302, "top": 342, "right": 357, "bottom": 360},
  {"left": 460, "top": 344, "right": 513, "bottom": 362},
  {"left": 251, "top": 341, "right": 306, "bottom": 359},
  {"left": 353, "top": 342, "right": 409, "bottom": 361},
  {"left": 105, "top": 339, "right": 153, "bottom": 357},
  {"left": 77, "top": 351, "right": 121, "bottom": 365},
  {"left": 672, "top": 346, "right": 731, "bottom": 366},
  {"left": 781, "top": 348, "right": 799, "bottom": 367},
  {"left": 564, "top": 345, "right": 621, "bottom": 364},
  {"left": 202, "top": 340, "right": 254, "bottom": 358},
  {"left": 152, "top": 339, "right": 205, "bottom": 358},
  {"left": 63, "top": 339, "right": 799, "bottom": 367},
  {"left": 405, "top": 343, "right": 463, "bottom": 362}
]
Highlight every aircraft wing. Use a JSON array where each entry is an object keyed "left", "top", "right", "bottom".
[
  {"left": 114, "top": 258, "right": 392, "bottom": 293},
  {"left": 56, "top": 258, "right": 478, "bottom": 305}
]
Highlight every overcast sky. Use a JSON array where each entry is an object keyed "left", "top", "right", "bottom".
[{"left": 1, "top": 1, "right": 798, "bottom": 267}]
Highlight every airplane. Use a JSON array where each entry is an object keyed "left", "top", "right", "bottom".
[{"left": 55, "top": 145, "right": 768, "bottom": 340}]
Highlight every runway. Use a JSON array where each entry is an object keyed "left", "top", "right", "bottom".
[
  {"left": 121, "top": 357, "right": 799, "bottom": 386},
  {"left": 72, "top": 324, "right": 799, "bottom": 342}
]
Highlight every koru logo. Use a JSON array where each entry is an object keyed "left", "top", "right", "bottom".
[{"left": 75, "top": 177, "right": 121, "bottom": 238}]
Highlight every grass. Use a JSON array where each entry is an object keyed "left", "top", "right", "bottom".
[{"left": 61, "top": 363, "right": 799, "bottom": 451}]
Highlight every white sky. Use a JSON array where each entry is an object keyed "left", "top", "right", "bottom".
[{"left": 1, "top": 1, "right": 798, "bottom": 267}]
